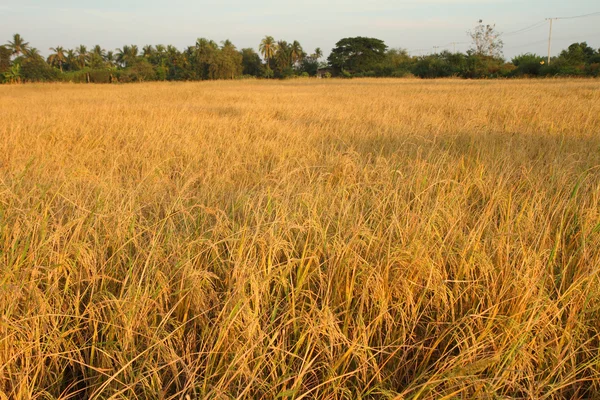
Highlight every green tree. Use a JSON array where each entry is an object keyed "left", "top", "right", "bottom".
[
  {"left": 88, "top": 45, "right": 106, "bottom": 68},
  {"left": 7, "top": 33, "right": 29, "bottom": 57},
  {"left": 558, "top": 42, "right": 596, "bottom": 65},
  {"left": 192, "top": 38, "right": 219, "bottom": 79},
  {"left": 291, "top": 40, "right": 304, "bottom": 67},
  {"left": 116, "top": 45, "right": 140, "bottom": 67},
  {"left": 65, "top": 49, "right": 78, "bottom": 71},
  {"left": 126, "top": 58, "right": 156, "bottom": 82},
  {"left": 240, "top": 48, "right": 263, "bottom": 76},
  {"left": 328, "top": 37, "right": 388, "bottom": 74},
  {"left": 375, "top": 48, "right": 413, "bottom": 77},
  {"left": 210, "top": 40, "right": 243, "bottom": 79},
  {"left": 313, "top": 47, "right": 323, "bottom": 61},
  {"left": 275, "top": 40, "right": 292, "bottom": 75},
  {"left": 1, "top": 45, "right": 13, "bottom": 73},
  {"left": 511, "top": 53, "right": 545, "bottom": 76},
  {"left": 76, "top": 45, "right": 88, "bottom": 69},
  {"left": 463, "top": 52, "right": 507, "bottom": 78},
  {"left": 20, "top": 49, "right": 58, "bottom": 82},
  {"left": 142, "top": 45, "right": 155, "bottom": 58},
  {"left": 48, "top": 46, "right": 67, "bottom": 71},
  {"left": 24, "top": 47, "right": 42, "bottom": 60},
  {"left": 105, "top": 51, "right": 116, "bottom": 68},
  {"left": 259, "top": 36, "right": 276, "bottom": 71},
  {"left": 92, "top": 45, "right": 106, "bottom": 59}
]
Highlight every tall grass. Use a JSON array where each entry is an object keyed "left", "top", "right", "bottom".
[{"left": 1, "top": 79, "right": 599, "bottom": 399}]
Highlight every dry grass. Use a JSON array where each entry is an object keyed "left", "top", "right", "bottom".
[{"left": 1, "top": 78, "right": 600, "bottom": 399}]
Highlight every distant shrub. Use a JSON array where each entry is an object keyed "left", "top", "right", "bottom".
[
  {"left": 20, "top": 58, "right": 59, "bottom": 82},
  {"left": 155, "top": 66, "right": 168, "bottom": 81},
  {"left": 541, "top": 61, "right": 586, "bottom": 77},
  {"left": 511, "top": 54, "right": 545, "bottom": 76},
  {"left": 279, "top": 67, "right": 295, "bottom": 79},
  {"left": 586, "top": 63, "right": 600, "bottom": 77},
  {"left": 391, "top": 69, "right": 411, "bottom": 78},
  {"left": 263, "top": 67, "right": 274, "bottom": 79},
  {"left": 88, "top": 69, "right": 112, "bottom": 83}
]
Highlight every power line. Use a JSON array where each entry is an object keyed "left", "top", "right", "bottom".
[
  {"left": 544, "top": 12, "right": 599, "bottom": 64},
  {"left": 554, "top": 11, "right": 600, "bottom": 20},
  {"left": 504, "top": 33, "right": 599, "bottom": 52},
  {"left": 501, "top": 20, "right": 547, "bottom": 37},
  {"left": 406, "top": 11, "right": 599, "bottom": 58}
]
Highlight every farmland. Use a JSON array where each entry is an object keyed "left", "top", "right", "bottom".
[{"left": 1, "top": 79, "right": 600, "bottom": 398}]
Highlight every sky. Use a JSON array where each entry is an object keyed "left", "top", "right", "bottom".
[{"left": 1, "top": 0, "right": 599, "bottom": 59}]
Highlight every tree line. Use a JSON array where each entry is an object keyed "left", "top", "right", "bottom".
[{"left": 1, "top": 25, "right": 599, "bottom": 84}]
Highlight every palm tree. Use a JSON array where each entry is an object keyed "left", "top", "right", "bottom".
[
  {"left": 7, "top": 33, "right": 29, "bottom": 57},
  {"left": 66, "top": 49, "right": 77, "bottom": 71},
  {"left": 48, "top": 46, "right": 66, "bottom": 71},
  {"left": 275, "top": 40, "right": 291, "bottom": 70},
  {"left": 116, "top": 45, "right": 128, "bottom": 66},
  {"left": 77, "top": 45, "right": 88, "bottom": 69},
  {"left": 314, "top": 47, "right": 323, "bottom": 61},
  {"left": 142, "top": 45, "right": 155, "bottom": 58},
  {"left": 153, "top": 45, "right": 167, "bottom": 67},
  {"left": 24, "top": 47, "right": 41, "bottom": 60},
  {"left": 105, "top": 51, "right": 115, "bottom": 67},
  {"left": 88, "top": 45, "right": 106, "bottom": 69},
  {"left": 291, "top": 40, "right": 304, "bottom": 66},
  {"left": 259, "top": 36, "right": 276, "bottom": 70},
  {"left": 116, "top": 45, "right": 139, "bottom": 67},
  {"left": 92, "top": 45, "right": 106, "bottom": 59}
]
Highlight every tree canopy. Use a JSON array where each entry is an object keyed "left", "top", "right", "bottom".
[
  {"left": 327, "top": 37, "right": 388, "bottom": 74},
  {"left": 2, "top": 31, "right": 599, "bottom": 84}
]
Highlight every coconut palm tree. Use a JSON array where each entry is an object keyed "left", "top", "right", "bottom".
[
  {"left": 116, "top": 45, "right": 129, "bottom": 66},
  {"left": 291, "top": 40, "right": 304, "bottom": 66},
  {"left": 105, "top": 51, "right": 116, "bottom": 67},
  {"left": 7, "top": 33, "right": 29, "bottom": 57},
  {"left": 65, "top": 49, "right": 77, "bottom": 71},
  {"left": 116, "top": 45, "right": 139, "bottom": 67},
  {"left": 76, "top": 45, "right": 88, "bottom": 69},
  {"left": 314, "top": 47, "right": 323, "bottom": 61},
  {"left": 259, "top": 36, "right": 276, "bottom": 70},
  {"left": 48, "top": 46, "right": 66, "bottom": 71},
  {"left": 142, "top": 45, "right": 155, "bottom": 58},
  {"left": 88, "top": 45, "right": 106, "bottom": 68},
  {"left": 275, "top": 40, "right": 291, "bottom": 70},
  {"left": 151, "top": 45, "right": 167, "bottom": 67},
  {"left": 24, "top": 47, "right": 42, "bottom": 60},
  {"left": 92, "top": 45, "right": 106, "bottom": 59}
]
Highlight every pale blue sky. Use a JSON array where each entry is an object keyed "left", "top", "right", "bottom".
[{"left": 1, "top": 0, "right": 598, "bottom": 59}]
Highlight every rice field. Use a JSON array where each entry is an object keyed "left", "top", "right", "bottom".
[{"left": 1, "top": 78, "right": 600, "bottom": 399}]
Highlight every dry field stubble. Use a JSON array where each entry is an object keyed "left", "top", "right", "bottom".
[{"left": 1, "top": 79, "right": 600, "bottom": 399}]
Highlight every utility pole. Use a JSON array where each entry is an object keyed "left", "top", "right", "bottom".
[
  {"left": 452, "top": 42, "right": 456, "bottom": 53},
  {"left": 546, "top": 18, "right": 557, "bottom": 65},
  {"left": 433, "top": 46, "right": 440, "bottom": 54}
]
